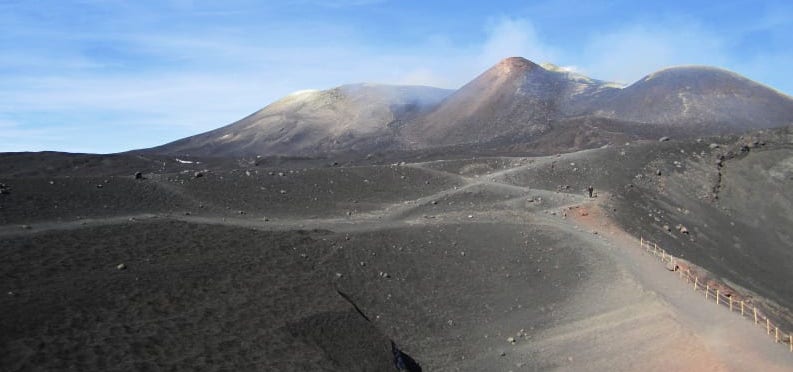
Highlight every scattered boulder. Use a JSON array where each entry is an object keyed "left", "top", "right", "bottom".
[
  {"left": 116, "top": 263, "right": 127, "bottom": 270},
  {"left": 194, "top": 172, "right": 204, "bottom": 178},
  {"left": 134, "top": 172, "right": 144, "bottom": 180},
  {"left": 709, "top": 143, "right": 720, "bottom": 149},
  {"left": 659, "top": 136, "right": 671, "bottom": 142},
  {"left": 507, "top": 337, "right": 516, "bottom": 344},
  {"left": 96, "top": 184, "right": 104, "bottom": 189}
]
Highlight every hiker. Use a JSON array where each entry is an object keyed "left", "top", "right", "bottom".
[{"left": 587, "top": 185, "right": 594, "bottom": 198}]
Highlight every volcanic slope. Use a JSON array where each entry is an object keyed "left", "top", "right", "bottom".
[
  {"left": 401, "top": 57, "right": 622, "bottom": 147},
  {"left": 594, "top": 66, "right": 793, "bottom": 133},
  {"left": 3, "top": 129, "right": 793, "bottom": 370},
  {"left": 147, "top": 84, "right": 452, "bottom": 157},
  {"left": 147, "top": 57, "right": 793, "bottom": 157}
]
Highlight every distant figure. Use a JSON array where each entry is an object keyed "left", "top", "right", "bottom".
[{"left": 587, "top": 185, "right": 594, "bottom": 198}]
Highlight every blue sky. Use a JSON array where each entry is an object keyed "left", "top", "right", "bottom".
[{"left": 1, "top": 0, "right": 792, "bottom": 153}]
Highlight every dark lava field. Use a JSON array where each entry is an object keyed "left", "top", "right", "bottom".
[{"left": 2, "top": 127, "right": 793, "bottom": 371}]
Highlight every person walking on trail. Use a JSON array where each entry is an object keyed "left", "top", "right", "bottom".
[{"left": 587, "top": 185, "right": 594, "bottom": 198}]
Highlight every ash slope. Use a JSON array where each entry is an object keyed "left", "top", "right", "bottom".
[
  {"left": 147, "top": 57, "right": 793, "bottom": 157},
  {"left": 147, "top": 84, "right": 452, "bottom": 157}
]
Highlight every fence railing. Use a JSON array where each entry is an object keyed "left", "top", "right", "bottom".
[{"left": 640, "top": 236, "right": 793, "bottom": 352}]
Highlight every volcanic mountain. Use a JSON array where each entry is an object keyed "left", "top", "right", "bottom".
[{"left": 147, "top": 57, "right": 793, "bottom": 157}]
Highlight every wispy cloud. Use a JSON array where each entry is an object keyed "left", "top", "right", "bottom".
[{"left": 579, "top": 18, "right": 729, "bottom": 84}]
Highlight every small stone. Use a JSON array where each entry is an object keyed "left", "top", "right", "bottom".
[
  {"left": 279, "top": 189, "right": 287, "bottom": 194},
  {"left": 709, "top": 143, "right": 720, "bottom": 149},
  {"left": 20, "top": 225, "right": 31, "bottom": 230},
  {"left": 499, "top": 351, "right": 506, "bottom": 357},
  {"left": 659, "top": 136, "right": 670, "bottom": 142},
  {"left": 507, "top": 337, "right": 516, "bottom": 344},
  {"left": 193, "top": 172, "right": 203, "bottom": 178},
  {"left": 96, "top": 184, "right": 104, "bottom": 189},
  {"left": 116, "top": 263, "right": 127, "bottom": 270},
  {"left": 467, "top": 215, "right": 473, "bottom": 219},
  {"left": 134, "top": 172, "right": 144, "bottom": 180}
]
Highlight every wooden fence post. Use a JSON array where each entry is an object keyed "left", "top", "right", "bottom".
[
  {"left": 754, "top": 308, "right": 758, "bottom": 324},
  {"left": 775, "top": 327, "right": 779, "bottom": 343},
  {"left": 741, "top": 301, "right": 744, "bottom": 316},
  {"left": 716, "top": 289, "right": 719, "bottom": 305},
  {"left": 790, "top": 334, "right": 792, "bottom": 352},
  {"left": 729, "top": 296, "right": 733, "bottom": 312},
  {"left": 694, "top": 277, "right": 698, "bottom": 290},
  {"left": 706, "top": 284, "right": 709, "bottom": 300},
  {"left": 767, "top": 318, "right": 771, "bottom": 334}
]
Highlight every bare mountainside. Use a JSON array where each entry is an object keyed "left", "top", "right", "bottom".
[
  {"left": 147, "top": 57, "right": 793, "bottom": 157},
  {"left": 147, "top": 84, "right": 452, "bottom": 157}
]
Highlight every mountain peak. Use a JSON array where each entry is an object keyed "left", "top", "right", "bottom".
[{"left": 494, "top": 57, "right": 539, "bottom": 73}]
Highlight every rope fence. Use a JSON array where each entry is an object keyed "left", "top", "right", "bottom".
[{"left": 640, "top": 236, "right": 793, "bottom": 352}]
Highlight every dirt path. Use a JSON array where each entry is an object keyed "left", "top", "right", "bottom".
[{"left": 535, "top": 200, "right": 793, "bottom": 370}]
